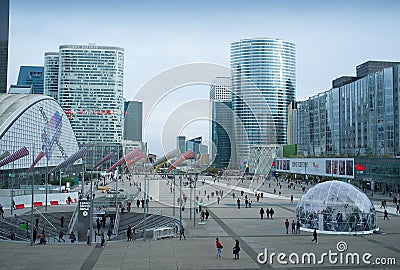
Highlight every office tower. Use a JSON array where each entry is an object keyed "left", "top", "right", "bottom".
[
  {"left": 356, "top": 61, "right": 400, "bottom": 78},
  {"left": 210, "top": 76, "right": 235, "bottom": 169},
  {"left": 231, "top": 38, "right": 296, "bottom": 162},
  {"left": 44, "top": 52, "right": 60, "bottom": 100},
  {"left": 177, "top": 136, "right": 186, "bottom": 154},
  {"left": 16, "top": 66, "right": 44, "bottom": 94},
  {"left": 124, "top": 100, "right": 143, "bottom": 141},
  {"left": 289, "top": 61, "right": 400, "bottom": 157},
  {"left": 186, "top": 137, "right": 202, "bottom": 154},
  {"left": 0, "top": 0, "right": 9, "bottom": 93},
  {"left": 44, "top": 44, "right": 125, "bottom": 168}
]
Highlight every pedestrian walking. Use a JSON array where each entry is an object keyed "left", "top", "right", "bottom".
[
  {"left": 290, "top": 195, "right": 293, "bottom": 203},
  {"left": 284, "top": 219, "right": 290, "bottom": 234},
  {"left": 107, "top": 228, "right": 113, "bottom": 241},
  {"left": 10, "top": 229, "right": 16, "bottom": 240},
  {"left": 0, "top": 204, "right": 4, "bottom": 218},
  {"left": 397, "top": 204, "right": 399, "bottom": 214},
  {"left": 237, "top": 198, "right": 241, "bottom": 209},
  {"left": 180, "top": 225, "right": 186, "bottom": 240},
  {"left": 126, "top": 225, "right": 131, "bottom": 241},
  {"left": 311, "top": 228, "right": 318, "bottom": 244},
  {"left": 296, "top": 220, "right": 301, "bottom": 234},
  {"left": 58, "top": 230, "right": 65, "bottom": 242},
  {"left": 383, "top": 209, "right": 389, "bottom": 220},
  {"left": 216, "top": 237, "right": 223, "bottom": 257},
  {"left": 269, "top": 208, "right": 274, "bottom": 219},
  {"left": 33, "top": 227, "right": 38, "bottom": 243},
  {"left": 266, "top": 208, "right": 270, "bottom": 219},
  {"left": 101, "top": 231, "right": 105, "bottom": 247},
  {"left": 291, "top": 220, "right": 296, "bottom": 234},
  {"left": 205, "top": 210, "right": 210, "bottom": 220},
  {"left": 259, "top": 208, "right": 264, "bottom": 219},
  {"left": 87, "top": 228, "right": 91, "bottom": 244},
  {"left": 233, "top": 239, "right": 240, "bottom": 259}
]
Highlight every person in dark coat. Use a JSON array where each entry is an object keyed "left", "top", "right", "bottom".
[
  {"left": 259, "top": 208, "right": 265, "bottom": 219},
  {"left": 233, "top": 239, "right": 240, "bottom": 259}
]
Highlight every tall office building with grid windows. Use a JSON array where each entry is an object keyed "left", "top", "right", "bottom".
[
  {"left": 44, "top": 44, "right": 125, "bottom": 167},
  {"left": 231, "top": 38, "right": 295, "bottom": 162}
]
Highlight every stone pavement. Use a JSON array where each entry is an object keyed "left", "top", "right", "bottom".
[{"left": 0, "top": 174, "right": 399, "bottom": 269}]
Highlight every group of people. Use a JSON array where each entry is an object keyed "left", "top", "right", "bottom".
[
  {"left": 215, "top": 238, "right": 240, "bottom": 259},
  {"left": 259, "top": 207, "right": 275, "bottom": 219},
  {"left": 284, "top": 219, "right": 301, "bottom": 234}
]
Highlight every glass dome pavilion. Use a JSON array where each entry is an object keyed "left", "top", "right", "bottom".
[{"left": 295, "top": 180, "right": 378, "bottom": 234}]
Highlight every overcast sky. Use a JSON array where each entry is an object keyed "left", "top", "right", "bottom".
[{"left": 7, "top": 0, "right": 400, "bottom": 156}]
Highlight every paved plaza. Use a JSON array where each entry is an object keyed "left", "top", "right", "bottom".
[{"left": 0, "top": 174, "right": 399, "bottom": 269}]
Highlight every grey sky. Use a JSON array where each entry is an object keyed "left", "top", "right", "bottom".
[{"left": 7, "top": 0, "right": 400, "bottom": 155}]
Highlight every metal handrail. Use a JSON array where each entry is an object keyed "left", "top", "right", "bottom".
[
  {"left": 34, "top": 208, "right": 57, "bottom": 231},
  {"left": 0, "top": 228, "right": 29, "bottom": 241},
  {"left": 67, "top": 204, "right": 79, "bottom": 234},
  {"left": 113, "top": 207, "right": 120, "bottom": 235}
]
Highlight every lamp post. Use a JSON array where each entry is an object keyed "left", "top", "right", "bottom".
[
  {"left": 179, "top": 174, "right": 182, "bottom": 240},
  {"left": 30, "top": 143, "right": 35, "bottom": 246}
]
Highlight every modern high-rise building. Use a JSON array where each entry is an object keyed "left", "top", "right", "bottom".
[
  {"left": 44, "top": 44, "right": 125, "bottom": 167},
  {"left": 289, "top": 61, "right": 400, "bottom": 158},
  {"left": 124, "top": 100, "right": 143, "bottom": 141},
  {"left": 16, "top": 66, "right": 44, "bottom": 94},
  {"left": 231, "top": 38, "right": 296, "bottom": 162},
  {"left": 210, "top": 76, "right": 235, "bottom": 169},
  {"left": 177, "top": 136, "right": 186, "bottom": 154},
  {"left": 44, "top": 52, "right": 60, "bottom": 100},
  {"left": 0, "top": 0, "right": 10, "bottom": 93}
]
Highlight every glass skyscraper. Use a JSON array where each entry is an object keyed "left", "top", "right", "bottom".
[
  {"left": 231, "top": 38, "right": 296, "bottom": 162},
  {"left": 124, "top": 100, "right": 143, "bottom": 142},
  {"left": 44, "top": 52, "right": 60, "bottom": 100},
  {"left": 210, "top": 76, "right": 235, "bottom": 169},
  {"left": 16, "top": 66, "right": 44, "bottom": 94},
  {"left": 0, "top": 0, "right": 9, "bottom": 93}
]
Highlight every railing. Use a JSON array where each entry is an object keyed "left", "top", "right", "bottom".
[
  {"left": 112, "top": 207, "right": 120, "bottom": 235},
  {"left": 68, "top": 204, "right": 79, "bottom": 234},
  {"left": 0, "top": 227, "right": 29, "bottom": 241},
  {"left": 35, "top": 208, "right": 57, "bottom": 231}
]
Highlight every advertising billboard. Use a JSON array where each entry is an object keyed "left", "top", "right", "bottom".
[{"left": 275, "top": 158, "right": 354, "bottom": 179}]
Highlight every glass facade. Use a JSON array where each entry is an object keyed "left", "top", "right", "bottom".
[
  {"left": 124, "top": 100, "right": 142, "bottom": 141},
  {"left": 210, "top": 76, "right": 236, "bottom": 169},
  {"left": 296, "top": 181, "right": 377, "bottom": 234},
  {"left": 44, "top": 44, "right": 125, "bottom": 147},
  {"left": 0, "top": 0, "right": 9, "bottom": 93},
  {"left": 44, "top": 52, "right": 59, "bottom": 100},
  {"left": 231, "top": 38, "right": 296, "bottom": 163},
  {"left": 290, "top": 64, "right": 400, "bottom": 157},
  {"left": 17, "top": 66, "right": 44, "bottom": 94},
  {"left": 0, "top": 94, "right": 80, "bottom": 187}
]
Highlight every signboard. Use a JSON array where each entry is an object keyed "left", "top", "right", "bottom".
[
  {"left": 77, "top": 200, "right": 91, "bottom": 242},
  {"left": 275, "top": 158, "right": 354, "bottom": 179}
]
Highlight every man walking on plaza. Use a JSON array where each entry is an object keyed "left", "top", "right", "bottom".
[
  {"left": 259, "top": 208, "right": 264, "bottom": 219},
  {"left": 237, "top": 198, "right": 241, "bottom": 209},
  {"left": 215, "top": 237, "right": 223, "bottom": 257},
  {"left": 284, "top": 219, "right": 290, "bottom": 234}
]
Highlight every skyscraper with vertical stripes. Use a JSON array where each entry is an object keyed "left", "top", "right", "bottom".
[{"left": 231, "top": 38, "right": 295, "bottom": 162}]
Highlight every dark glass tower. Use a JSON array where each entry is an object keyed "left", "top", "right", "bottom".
[
  {"left": 17, "top": 66, "right": 45, "bottom": 94},
  {"left": 0, "top": 0, "right": 10, "bottom": 93},
  {"left": 124, "top": 100, "right": 143, "bottom": 141}
]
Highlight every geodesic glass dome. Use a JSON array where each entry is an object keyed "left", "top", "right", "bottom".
[{"left": 295, "top": 180, "right": 377, "bottom": 234}]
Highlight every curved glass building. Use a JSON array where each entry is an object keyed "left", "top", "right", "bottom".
[
  {"left": 0, "top": 94, "right": 80, "bottom": 187},
  {"left": 295, "top": 180, "right": 378, "bottom": 234},
  {"left": 231, "top": 38, "right": 295, "bottom": 163}
]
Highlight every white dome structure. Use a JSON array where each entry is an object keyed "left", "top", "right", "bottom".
[{"left": 295, "top": 180, "right": 378, "bottom": 234}]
